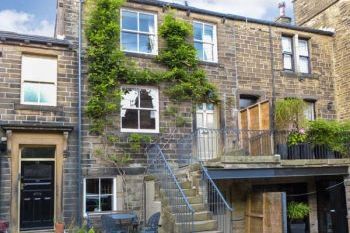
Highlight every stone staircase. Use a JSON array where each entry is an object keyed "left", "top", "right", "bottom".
[{"left": 159, "top": 167, "right": 222, "bottom": 233}]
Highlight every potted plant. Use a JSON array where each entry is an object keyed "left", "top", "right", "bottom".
[
  {"left": 287, "top": 201, "right": 310, "bottom": 233},
  {"left": 287, "top": 129, "right": 309, "bottom": 159},
  {"left": 55, "top": 215, "right": 64, "bottom": 233}
]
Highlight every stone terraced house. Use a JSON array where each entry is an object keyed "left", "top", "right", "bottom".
[{"left": 0, "top": 0, "right": 350, "bottom": 232}]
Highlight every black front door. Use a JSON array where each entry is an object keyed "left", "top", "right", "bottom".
[{"left": 20, "top": 161, "right": 55, "bottom": 230}]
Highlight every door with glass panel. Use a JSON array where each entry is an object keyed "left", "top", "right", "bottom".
[
  {"left": 20, "top": 147, "right": 55, "bottom": 230},
  {"left": 196, "top": 103, "right": 219, "bottom": 160}
]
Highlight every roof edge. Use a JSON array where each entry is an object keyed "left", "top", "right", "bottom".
[
  {"left": 128, "top": 0, "right": 334, "bottom": 36},
  {"left": 0, "top": 31, "right": 72, "bottom": 48}
]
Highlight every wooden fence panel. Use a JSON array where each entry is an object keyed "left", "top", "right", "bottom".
[{"left": 246, "top": 192, "right": 284, "bottom": 233}]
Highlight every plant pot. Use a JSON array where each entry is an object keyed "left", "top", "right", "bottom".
[
  {"left": 290, "top": 221, "right": 306, "bottom": 233},
  {"left": 55, "top": 222, "right": 64, "bottom": 233}
]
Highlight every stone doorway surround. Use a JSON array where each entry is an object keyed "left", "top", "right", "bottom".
[{"left": 2, "top": 124, "right": 72, "bottom": 233}]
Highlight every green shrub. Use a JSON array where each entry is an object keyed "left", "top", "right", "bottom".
[
  {"left": 275, "top": 98, "right": 307, "bottom": 130},
  {"left": 287, "top": 201, "right": 310, "bottom": 221}
]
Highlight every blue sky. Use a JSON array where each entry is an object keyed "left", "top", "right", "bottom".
[{"left": 0, "top": 0, "right": 293, "bottom": 37}]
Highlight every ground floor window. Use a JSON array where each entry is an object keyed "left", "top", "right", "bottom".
[{"left": 83, "top": 178, "right": 117, "bottom": 215}]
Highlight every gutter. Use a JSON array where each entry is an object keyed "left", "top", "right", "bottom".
[
  {"left": 77, "top": 0, "right": 83, "bottom": 226},
  {"left": 128, "top": 0, "right": 334, "bottom": 36}
]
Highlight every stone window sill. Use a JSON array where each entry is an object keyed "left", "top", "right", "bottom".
[
  {"left": 14, "top": 103, "right": 63, "bottom": 112},
  {"left": 281, "top": 71, "right": 319, "bottom": 80},
  {"left": 124, "top": 51, "right": 157, "bottom": 59}
]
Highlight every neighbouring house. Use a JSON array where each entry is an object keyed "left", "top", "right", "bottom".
[
  {"left": 0, "top": 32, "right": 78, "bottom": 233},
  {"left": 1, "top": 0, "right": 350, "bottom": 232}
]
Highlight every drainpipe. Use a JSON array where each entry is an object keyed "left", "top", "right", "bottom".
[
  {"left": 268, "top": 25, "right": 276, "bottom": 152},
  {"left": 77, "top": 0, "right": 83, "bottom": 226}
]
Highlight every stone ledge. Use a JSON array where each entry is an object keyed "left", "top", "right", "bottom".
[
  {"left": 221, "top": 155, "right": 281, "bottom": 164},
  {"left": 281, "top": 158, "right": 350, "bottom": 167},
  {"left": 14, "top": 103, "right": 63, "bottom": 112}
]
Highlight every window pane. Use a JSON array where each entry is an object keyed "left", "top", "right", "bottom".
[
  {"left": 204, "top": 25, "right": 214, "bottom": 43},
  {"left": 304, "top": 101, "right": 315, "bottom": 121},
  {"left": 121, "top": 88, "right": 139, "bottom": 108},
  {"left": 206, "top": 103, "right": 214, "bottom": 111},
  {"left": 139, "top": 35, "right": 154, "bottom": 53},
  {"left": 101, "top": 179, "right": 113, "bottom": 194},
  {"left": 298, "top": 39, "right": 309, "bottom": 56},
  {"left": 239, "top": 96, "right": 258, "bottom": 109},
  {"left": 282, "top": 37, "right": 292, "bottom": 53},
  {"left": 139, "top": 13, "right": 155, "bottom": 33},
  {"left": 140, "top": 89, "right": 157, "bottom": 108},
  {"left": 283, "top": 54, "right": 293, "bottom": 70},
  {"left": 299, "top": 57, "right": 310, "bottom": 73},
  {"left": 101, "top": 196, "right": 112, "bottom": 211},
  {"left": 194, "top": 23, "right": 203, "bottom": 41},
  {"left": 21, "top": 147, "right": 56, "bottom": 159},
  {"left": 122, "top": 11, "right": 137, "bottom": 31},
  {"left": 86, "top": 179, "right": 99, "bottom": 195},
  {"left": 122, "top": 109, "right": 139, "bottom": 129},
  {"left": 140, "top": 110, "right": 156, "bottom": 130},
  {"left": 86, "top": 196, "right": 99, "bottom": 212},
  {"left": 194, "top": 42, "right": 203, "bottom": 60},
  {"left": 23, "top": 83, "right": 39, "bottom": 103},
  {"left": 39, "top": 84, "right": 55, "bottom": 104},
  {"left": 121, "top": 32, "right": 138, "bottom": 52},
  {"left": 203, "top": 43, "right": 214, "bottom": 61}
]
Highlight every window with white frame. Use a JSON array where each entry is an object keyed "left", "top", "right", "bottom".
[
  {"left": 193, "top": 21, "right": 218, "bottom": 63},
  {"left": 121, "top": 9, "right": 157, "bottom": 55},
  {"left": 282, "top": 36, "right": 294, "bottom": 71},
  {"left": 121, "top": 86, "right": 159, "bottom": 133},
  {"left": 21, "top": 55, "right": 57, "bottom": 106},
  {"left": 304, "top": 100, "right": 316, "bottom": 121},
  {"left": 281, "top": 36, "right": 311, "bottom": 74},
  {"left": 298, "top": 39, "right": 310, "bottom": 74},
  {"left": 84, "top": 178, "right": 117, "bottom": 214}
]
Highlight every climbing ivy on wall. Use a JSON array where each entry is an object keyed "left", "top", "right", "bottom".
[
  {"left": 85, "top": 0, "right": 219, "bottom": 134},
  {"left": 157, "top": 13, "right": 218, "bottom": 103}
]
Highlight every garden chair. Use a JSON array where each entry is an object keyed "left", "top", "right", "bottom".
[{"left": 140, "top": 212, "right": 160, "bottom": 233}]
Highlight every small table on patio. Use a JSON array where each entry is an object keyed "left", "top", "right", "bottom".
[{"left": 101, "top": 212, "right": 138, "bottom": 233}]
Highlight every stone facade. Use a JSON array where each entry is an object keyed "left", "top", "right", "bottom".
[
  {"left": 294, "top": 0, "right": 350, "bottom": 120},
  {"left": 0, "top": 37, "right": 79, "bottom": 229}
]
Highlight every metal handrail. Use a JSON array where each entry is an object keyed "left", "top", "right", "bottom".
[
  {"left": 155, "top": 144, "right": 194, "bottom": 213},
  {"left": 200, "top": 162, "right": 233, "bottom": 212}
]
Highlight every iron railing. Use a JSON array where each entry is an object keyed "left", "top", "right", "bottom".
[
  {"left": 147, "top": 144, "right": 194, "bottom": 233},
  {"left": 200, "top": 162, "right": 233, "bottom": 233},
  {"left": 176, "top": 128, "right": 349, "bottom": 161}
]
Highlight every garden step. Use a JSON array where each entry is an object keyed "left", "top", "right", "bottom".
[
  {"left": 174, "top": 211, "right": 213, "bottom": 222},
  {"left": 170, "top": 203, "right": 206, "bottom": 212},
  {"left": 181, "top": 180, "right": 192, "bottom": 189},
  {"left": 175, "top": 219, "right": 218, "bottom": 232}
]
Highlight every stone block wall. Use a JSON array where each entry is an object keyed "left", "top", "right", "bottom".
[
  {"left": 293, "top": 0, "right": 339, "bottom": 26},
  {"left": 0, "top": 42, "right": 79, "bottom": 222},
  {"left": 294, "top": 0, "right": 350, "bottom": 120}
]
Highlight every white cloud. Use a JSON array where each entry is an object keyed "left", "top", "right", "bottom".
[
  {"left": 0, "top": 10, "right": 54, "bottom": 37},
  {"left": 164, "top": 0, "right": 293, "bottom": 19}
]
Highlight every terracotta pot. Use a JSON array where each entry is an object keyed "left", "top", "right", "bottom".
[{"left": 55, "top": 222, "right": 64, "bottom": 233}]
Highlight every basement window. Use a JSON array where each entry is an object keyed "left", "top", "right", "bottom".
[
  {"left": 121, "top": 9, "right": 158, "bottom": 55},
  {"left": 121, "top": 86, "right": 159, "bottom": 133},
  {"left": 193, "top": 21, "right": 218, "bottom": 63},
  {"left": 239, "top": 95, "right": 258, "bottom": 109},
  {"left": 83, "top": 178, "right": 117, "bottom": 215},
  {"left": 304, "top": 100, "right": 316, "bottom": 121}
]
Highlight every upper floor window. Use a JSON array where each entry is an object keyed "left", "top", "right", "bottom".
[
  {"left": 21, "top": 55, "right": 57, "bottom": 106},
  {"left": 282, "top": 36, "right": 294, "bottom": 71},
  {"left": 298, "top": 39, "right": 310, "bottom": 74},
  {"left": 121, "top": 86, "right": 159, "bottom": 133},
  {"left": 84, "top": 178, "right": 117, "bottom": 215},
  {"left": 281, "top": 36, "right": 311, "bottom": 74},
  {"left": 193, "top": 22, "right": 218, "bottom": 63},
  {"left": 121, "top": 9, "right": 157, "bottom": 55}
]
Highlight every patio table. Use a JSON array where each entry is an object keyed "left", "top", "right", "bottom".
[{"left": 101, "top": 213, "right": 138, "bottom": 233}]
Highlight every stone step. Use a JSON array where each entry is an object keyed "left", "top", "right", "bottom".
[
  {"left": 176, "top": 219, "right": 218, "bottom": 232},
  {"left": 171, "top": 203, "right": 206, "bottom": 212},
  {"left": 180, "top": 180, "right": 192, "bottom": 189},
  {"left": 164, "top": 188, "right": 196, "bottom": 197},
  {"left": 174, "top": 211, "right": 213, "bottom": 222},
  {"left": 187, "top": 196, "right": 203, "bottom": 204}
]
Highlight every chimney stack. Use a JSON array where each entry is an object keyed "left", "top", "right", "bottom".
[{"left": 275, "top": 1, "right": 292, "bottom": 24}]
